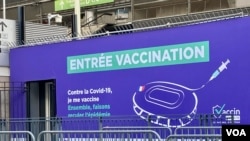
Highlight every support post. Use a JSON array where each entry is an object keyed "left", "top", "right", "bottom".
[
  {"left": 18, "top": 6, "right": 25, "bottom": 45},
  {"left": 74, "top": 0, "right": 81, "bottom": 37}
]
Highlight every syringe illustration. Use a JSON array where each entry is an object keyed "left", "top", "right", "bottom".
[
  {"left": 208, "top": 59, "right": 230, "bottom": 81},
  {"left": 132, "top": 59, "right": 231, "bottom": 128}
]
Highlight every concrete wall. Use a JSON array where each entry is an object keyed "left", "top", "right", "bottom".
[
  {"left": 236, "top": 0, "right": 250, "bottom": 7},
  {"left": 134, "top": 3, "right": 188, "bottom": 20},
  {"left": 0, "top": 67, "right": 10, "bottom": 77},
  {"left": 0, "top": 76, "right": 10, "bottom": 119}
]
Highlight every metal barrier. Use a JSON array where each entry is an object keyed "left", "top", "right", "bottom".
[
  {"left": 0, "top": 131, "right": 35, "bottom": 141},
  {"left": 37, "top": 130, "right": 162, "bottom": 141},
  {"left": 0, "top": 114, "right": 231, "bottom": 134},
  {"left": 0, "top": 124, "right": 223, "bottom": 141},
  {"left": 103, "top": 126, "right": 172, "bottom": 139},
  {"left": 170, "top": 126, "right": 222, "bottom": 141},
  {"left": 0, "top": 114, "right": 229, "bottom": 141},
  {"left": 174, "top": 126, "right": 221, "bottom": 135},
  {"left": 166, "top": 134, "right": 221, "bottom": 141}
]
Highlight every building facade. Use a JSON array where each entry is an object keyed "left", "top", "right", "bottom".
[
  {"left": 1, "top": 0, "right": 250, "bottom": 25},
  {"left": 0, "top": 0, "right": 250, "bottom": 123}
]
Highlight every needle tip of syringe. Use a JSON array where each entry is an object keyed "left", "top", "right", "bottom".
[{"left": 200, "top": 85, "right": 205, "bottom": 89}]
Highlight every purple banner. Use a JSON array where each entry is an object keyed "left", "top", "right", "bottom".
[{"left": 10, "top": 17, "right": 250, "bottom": 127}]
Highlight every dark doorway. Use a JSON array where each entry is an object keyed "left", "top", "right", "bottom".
[{"left": 26, "top": 79, "right": 56, "bottom": 138}]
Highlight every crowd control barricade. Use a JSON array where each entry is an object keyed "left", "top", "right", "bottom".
[
  {"left": 166, "top": 134, "right": 221, "bottom": 141},
  {"left": 171, "top": 126, "right": 222, "bottom": 141},
  {"left": 37, "top": 130, "right": 162, "bottom": 141},
  {"left": 174, "top": 126, "right": 221, "bottom": 135},
  {"left": 0, "top": 131, "right": 35, "bottom": 141},
  {"left": 102, "top": 126, "right": 172, "bottom": 139}
]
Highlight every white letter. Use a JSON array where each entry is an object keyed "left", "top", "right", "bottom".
[
  {"left": 240, "top": 129, "right": 246, "bottom": 136},
  {"left": 91, "top": 57, "right": 98, "bottom": 68},
  {"left": 70, "top": 60, "right": 77, "bottom": 70},
  {"left": 106, "top": 56, "right": 113, "bottom": 67},
  {"left": 170, "top": 48, "right": 178, "bottom": 60},
  {"left": 183, "top": 47, "right": 194, "bottom": 60},
  {"left": 195, "top": 46, "right": 205, "bottom": 58},
  {"left": 226, "top": 129, "right": 232, "bottom": 136},
  {"left": 232, "top": 129, "right": 239, "bottom": 136},
  {"left": 132, "top": 53, "right": 139, "bottom": 64},
  {"left": 116, "top": 54, "right": 124, "bottom": 66},
  {"left": 123, "top": 54, "right": 132, "bottom": 65},
  {"left": 140, "top": 52, "right": 148, "bottom": 64},
  {"left": 84, "top": 58, "right": 91, "bottom": 69},
  {"left": 162, "top": 50, "right": 171, "bottom": 61},
  {"left": 99, "top": 54, "right": 105, "bottom": 68},
  {"left": 76, "top": 59, "right": 84, "bottom": 69}
]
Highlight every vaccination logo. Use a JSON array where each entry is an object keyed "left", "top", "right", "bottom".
[
  {"left": 132, "top": 59, "right": 230, "bottom": 128},
  {"left": 212, "top": 104, "right": 241, "bottom": 124}
]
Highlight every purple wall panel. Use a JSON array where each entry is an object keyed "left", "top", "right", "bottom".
[{"left": 10, "top": 17, "right": 250, "bottom": 127}]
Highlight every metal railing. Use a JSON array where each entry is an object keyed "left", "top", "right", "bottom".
[
  {"left": 0, "top": 131, "right": 35, "bottom": 141},
  {"left": 166, "top": 134, "right": 221, "bottom": 141},
  {"left": 165, "top": 126, "right": 222, "bottom": 141},
  {"left": 0, "top": 127, "right": 223, "bottom": 141},
  {"left": 0, "top": 114, "right": 234, "bottom": 130},
  {"left": 103, "top": 126, "right": 172, "bottom": 139},
  {"left": 0, "top": 7, "right": 247, "bottom": 50},
  {"left": 0, "top": 126, "right": 223, "bottom": 141},
  {"left": 132, "top": 7, "right": 250, "bottom": 28},
  {"left": 0, "top": 114, "right": 234, "bottom": 137},
  {"left": 174, "top": 126, "right": 222, "bottom": 136},
  {"left": 37, "top": 130, "right": 162, "bottom": 141}
]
